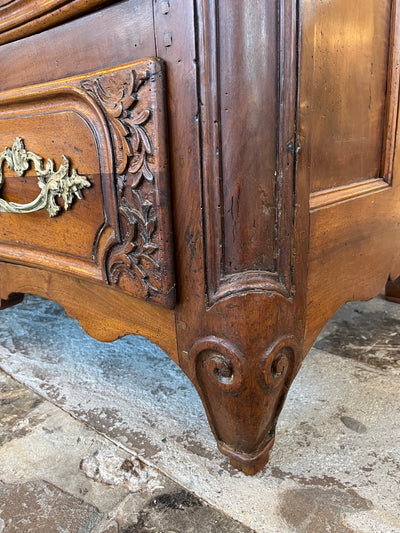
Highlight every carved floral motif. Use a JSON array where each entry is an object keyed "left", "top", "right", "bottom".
[{"left": 82, "top": 69, "right": 160, "bottom": 298}]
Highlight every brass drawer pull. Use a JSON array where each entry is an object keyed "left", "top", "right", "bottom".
[{"left": 0, "top": 137, "right": 91, "bottom": 217}]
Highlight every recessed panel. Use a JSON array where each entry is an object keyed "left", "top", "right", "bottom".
[
  {"left": 308, "top": 0, "right": 392, "bottom": 192},
  {"left": 219, "top": 0, "right": 278, "bottom": 274},
  {"left": 0, "top": 112, "right": 103, "bottom": 259},
  {"left": 0, "top": 60, "right": 175, "bottom": 307}
]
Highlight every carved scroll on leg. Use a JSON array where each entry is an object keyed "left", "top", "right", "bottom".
[{"left": 188, "top": 336, "right": 301, "bottom": 475}]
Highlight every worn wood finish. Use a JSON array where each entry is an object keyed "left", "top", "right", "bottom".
[
  {"left": 385, "top": 276, "right": 400, "bottom": 303},
  {"left": 0, "top": 0, "right": 399, "bottom": 475},
  {"left": 0, "top": 0, "right": 115, "bottom": 45},
  {"left": 0, "top": 262, "right": 178, "bottom": 360},
  {"left": 154, "top": 0, "right": 306, "bottom": 474},
  {"left": 0, "top": 59, "right": 175, "bottom": 306},
  {"left": 0, "top": 0, "right": 155, "bottom": 92},
  {"left": 301, "top": 0, "right": 400, "bottom": 352},
  {"left": 306, "top": 0, "right": 393, "bottom": 192}
]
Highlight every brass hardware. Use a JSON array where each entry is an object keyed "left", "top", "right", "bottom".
[{"left": 0, "top": 137, "right": 91, "bottom": 217}]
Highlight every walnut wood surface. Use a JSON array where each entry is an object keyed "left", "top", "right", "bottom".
[
  {"left": 301, "top": 0, "right": 400, "bottom": 351},
  {"left": 0, "top": 0, "right": 115, "bottom": 45},
  {"left": 0, "top": 0, "right": 155, "bottom": 91},
  {"left": 0, "top": 262, "right": 178, "bottom": 361},
  {"left": 385, "top": 276, "right": 400, "bottom": 303},
  {"left": 0, "top": 59, "right": 175, "bottom": 307},
  {"left": 0, "top": 0, "right": 399, "bottom": 475},
  {"left": 158, "top": 0, "right": 306, "bottom": 474},
  {"left": 306, "top": 0, "right": 393, "bottom": 192}
]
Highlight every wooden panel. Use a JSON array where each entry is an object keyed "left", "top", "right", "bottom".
[
  {"left": 302, "top": 0, "right": 400, "bottom": 351},
  {"left": 0, "top": 113, "right": 104, "bottom": 259},
  {"left": 305, "top": 0, "right": 392, "bottom": 193},
  {"left": 218, "top": 0, "right": 278, "bottom": 275},
  {"left": 81, "top": 61, "right": 175, "bottom": 306},
  {"left": 0, "top": 261, "right": 178, "bottom": 363},
  {"left": 0, "top": 0, "right": 155, "bottom": 92},
  {"left": 0, "top": 0, "right": 116, "bottom": 45},
  {"left": 196, "top": 0, "right": 298, "bottom": 303},
  {"left": 305, "top": 184, "right": 400, "bottom": 353},
  {"left": 0, "top": 60, "right": 175, "bottom": 308},
  {"left": 0, "top": 82, "right": 115, "bottom": 282}
]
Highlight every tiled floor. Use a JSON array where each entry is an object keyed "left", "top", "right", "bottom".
[{"left": 0, "top": 294, "right": 399, "bottom": 532}]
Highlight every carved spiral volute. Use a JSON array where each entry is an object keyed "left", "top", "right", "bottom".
[
  {"left": 191, "top": 337, "right": 245, "bottom": 394},
  {"left": 260, "top": 337, "right": 298, "bottom": 391}
]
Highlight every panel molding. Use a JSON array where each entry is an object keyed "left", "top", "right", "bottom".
[
  {"left": 381, "top": 0, "right": 400, "bottom": 184},
  {"left": 0, "top": 0, "right": 115, "bottom": 45},
  {"left": 310, "top": 179, "right": 390, "bottom": 211},
  {"left": 81, "top": 61, "right": 175, "bottom": 306},
  {"left": 195, "top": 0, "right": 299, "bottom": 305},
  {"left": 0, "top": 80, "right": 117, "bottom": 281},
  {"left": 309, "top": 0, "right": 400, "bottom": 211}
]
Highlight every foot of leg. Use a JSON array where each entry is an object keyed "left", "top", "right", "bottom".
[{"left": 187, "top": 336, "right": 301, "bottom": 475}]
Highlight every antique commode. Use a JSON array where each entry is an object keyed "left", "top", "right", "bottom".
[{"left": 0, "top": 0, "right": 399, "bottom": 474}]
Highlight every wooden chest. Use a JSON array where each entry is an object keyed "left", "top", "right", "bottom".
[{"left": 0, "top": 0, "right": 399, "bottom": 474}]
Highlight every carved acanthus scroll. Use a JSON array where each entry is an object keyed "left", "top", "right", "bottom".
[{"left": 81, "top": 63, "right": 172, "bottom": 303}]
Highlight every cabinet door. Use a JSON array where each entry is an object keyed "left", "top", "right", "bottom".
[
  {"left": 303, "top": 0, "right": 400, "bottom": 348},
  {"left": 301, "top": 0, "right": 398, "bottom": 200}
]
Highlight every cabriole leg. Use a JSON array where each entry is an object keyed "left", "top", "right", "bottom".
[{"left": 185, "top": 335, "right": 301, "bottom": 475}]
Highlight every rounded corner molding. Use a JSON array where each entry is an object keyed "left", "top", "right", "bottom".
[{"left": 0, "top": 137, "right": 91, "bottom": 217}]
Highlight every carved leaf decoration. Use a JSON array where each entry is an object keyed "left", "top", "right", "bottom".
[
  {"left": 127, "top": 108, "right": 151, "bottom": 126},
  {"left": 107, "top": 189, "right": 160, "bottom": 298},
  {"left": 142, "top": 242, "right": 158, "bottom": 255},
  {"left": 128, "top": 151, "right": 144, "bottom": 173},
  {"left": 81, "top": 70, "right": 152, "bottom": 184},
  {"left": 90, "top": 74, "right": 135, "bottom": 118},
  {"left": 82, "top": 67, "right": 162, "bottom": 299},
  {"left": 142, "top": 161, "right": 153, "bottom": 182}
]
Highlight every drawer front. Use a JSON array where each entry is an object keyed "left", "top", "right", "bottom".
[{"left": 0, "top": 59, "right": 175, "bottom": 308}]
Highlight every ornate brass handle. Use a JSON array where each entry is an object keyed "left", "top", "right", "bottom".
[{"left": 0, "top": 137, "right": 91, "bottom": 217}]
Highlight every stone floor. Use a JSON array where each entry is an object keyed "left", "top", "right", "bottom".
[
  {"left": 0, "top": 370, "right": 249, "bottom": 532},
  {"left": 0, "top": 294, "right": 399, "bottom": 532}
]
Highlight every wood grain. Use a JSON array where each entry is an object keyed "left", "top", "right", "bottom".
[
  {"left": 0, "top": 1, "right": 115, "bottom": 45},
  {"left": 0, "top": 0, "right": 155, "bottom": 92},
  {"left": 153, "top": 0, "right": 305, "bottom": 474},
  {"left": 300, "top": 0, "right": 400, "bottom": 353},
  {"left": 0, "top": 0, "right": 399, "bottom": 475},
  {"left": 0, "top": 262, "right": 178, "bottom": 362},
  {"left": 303, "top": 0, "right": 392, "bottom": 192},
  {"left": 0, "top": 59, "right": 175, "bottom": 307}
]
